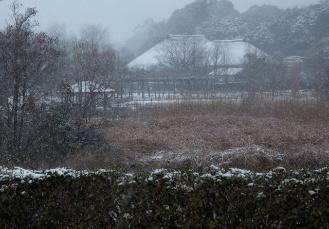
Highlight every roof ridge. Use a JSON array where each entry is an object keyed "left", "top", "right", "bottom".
[{"left": 213, "top": 39, "right": 245, "bottom": 43}]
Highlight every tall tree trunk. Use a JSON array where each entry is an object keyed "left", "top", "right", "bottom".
[
  {"left": 12, "top": 77, "right": 20, "bottom": 154},
  {"left": 18, "top": 75, "right": 27, "bottom": 151}
]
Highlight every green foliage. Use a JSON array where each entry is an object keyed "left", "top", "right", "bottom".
[
  {"left": 35, "top": 106, "right": 79, "bottom": 155},
  {"left": 22, "top": 105, "right": 110, "bottom": 166},
  {"left": 1, "top": 168, "right": 329, "bottom": 227}
]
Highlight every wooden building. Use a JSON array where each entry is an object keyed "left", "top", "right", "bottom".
[{"left": 61, "top": 81, "right": 115, "bottom": 111}]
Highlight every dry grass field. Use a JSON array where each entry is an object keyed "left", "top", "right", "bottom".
[{"left": 96, "top": 99, "right": 329, "bottom": 170}]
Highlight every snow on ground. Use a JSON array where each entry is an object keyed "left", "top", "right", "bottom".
[
  {"left": 139, "top": 145, "right": 284, "bottom": 167},
  {"left": 117, "top": 90, "right": 315, "bottom": 108},
  {"left": 70, "top": 81, "right": 115, "bottom": 93}
]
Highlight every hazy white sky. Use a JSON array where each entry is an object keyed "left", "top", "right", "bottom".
[{"left": 0, "top": 0, "right": 320, "bottom": 44}]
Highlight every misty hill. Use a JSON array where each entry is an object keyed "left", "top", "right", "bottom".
[
  {"left": 125, "top": 0, "right": 329, "bottom": 57},
  {"left": 125, "top": 0, "right": 239, "bottom": 56},
  {"left": 248, "top": 0, "right": 329, "bottom": 56}
]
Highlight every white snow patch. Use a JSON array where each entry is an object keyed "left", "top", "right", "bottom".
[
  {"left": 70, "top": 81, "right": 114, "bottom": 93},
  {"left": 308, "top": 190, "right": 317, "bottom": 196},
  {"left": 0, "top": 167, "right": 79, "bottom": 181}
]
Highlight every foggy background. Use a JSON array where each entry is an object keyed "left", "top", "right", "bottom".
[{"left": 0, "top": 0, "right": 321, "bottom": 45}]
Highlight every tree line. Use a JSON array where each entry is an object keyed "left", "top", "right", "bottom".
[
  {"left": 0, "top": 3, "right": 328, "bottom": 167},
  {"left": 132, "top": 35, "right": 329, "bottom": 101},
  {"left": 0, "top": 3, "right": 124, "bottom": 167}
]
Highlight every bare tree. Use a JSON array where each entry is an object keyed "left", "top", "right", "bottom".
[
  {"left": 157, "top": 35, "right": 209, "bottom": 75},
  {"left": 242, "top": 52, "right": 287, "bottom": 101},
  {"left": 209, "top": 42, "right": 231, "bottom": 73},
  {"left": 242, "top": 53, "right": 268, "bottom": 101},
  {"left": 266, "top": 59, "right": 286, "bottom": 97},
  {"left": 80, "top": 25, "right": 109, "bottom": 49},
  {"left": 207, "top": 41, "right": 233, "bottom": 85},
  {"left": 0, "top": 3, "right": 57, "bottom": 156},
  {"left": 306, "top": 43, "right": 329, "bottom": 101},
  {"left": 69, "top": 26, "right": 124, "bottom": 120}
]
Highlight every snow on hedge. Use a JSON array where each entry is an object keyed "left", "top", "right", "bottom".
[
  {"left": 1, "top": 166, "right": 329, "bottom": 198},
  {"left": 0, "top": 167, "right": 78, "bottom": 181},
  {"left": 1, "top": 166, "right": 328, "bottom": 183}
]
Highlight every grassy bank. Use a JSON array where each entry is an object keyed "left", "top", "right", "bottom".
[
  {"left": 100, "top": 99, "right": 329, "bottom": 170},
  {"left": 6, "top": 98, "right": 329, "bottom": 171}
]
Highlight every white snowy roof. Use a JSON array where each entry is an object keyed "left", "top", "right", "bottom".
[
  {"left": 168, "top": 34, "right": 207, "bottom": 41},
  {"left": 127, "top": 43, "right": 164, "bottom": 70},
  {"left": 70, "top": 81, "right": 115, "bottom": 93},
  {"left": 128, "top": 36, "right": 265, "bottom": 70},
  {"left": 128, "top": 34, "right": 211, "bottom": 70},
  {"left": 284, "top": 56, "right": 304, "bottom": 64},
  {"left": 209, "top": 39, "right": 265, "bottom": 66}
]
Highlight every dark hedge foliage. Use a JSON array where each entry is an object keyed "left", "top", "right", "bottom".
[
  {"left": 1, "top": 169, "right": 329, "bottom": 228},
  {"left": 17, "top": 105, "right": 112, "bottom": 167}
]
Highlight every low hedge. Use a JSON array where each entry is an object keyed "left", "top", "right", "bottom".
[{"left": 1, "top": 168, "right": 329, "bottom": 228}]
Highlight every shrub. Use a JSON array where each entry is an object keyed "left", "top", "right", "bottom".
[
  {"left": 1, "top": 167, "right": 329, "bottom": 227},
  {"left": 19, "top": 105, "right": 111, "bottom": 168}
]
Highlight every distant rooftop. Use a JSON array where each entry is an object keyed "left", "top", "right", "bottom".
[
  {"left": 213, "top": 39, "right": 245, "bottom": 43},
  {"left": 128, "top": 35, "right": 266, "bottom": 70},
  {"left": 168, "top": 34, "right": 207, "bottom": 40},
  {"left": 284, "top": 56, "right": 304, "bottom": 65}
]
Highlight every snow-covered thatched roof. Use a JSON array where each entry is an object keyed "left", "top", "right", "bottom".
[
  {"left": 209, "top": 39, "right": 265, "bottom": 66},
  {"left": 127, "top": 43, "right": 164, "bottom": 70},
  {"left": 128, "top": 36, "right": 265, "bottom": 70},
  {"left": 127, "top": 34, "right": 211, "bottom": 70},
  {"left": 283, "top": 56, "right": 304, "bottom": 65}
]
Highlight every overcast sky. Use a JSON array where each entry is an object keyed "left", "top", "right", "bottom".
[{"left": 0, "top": 0, "right": 320, "bottom": 45}]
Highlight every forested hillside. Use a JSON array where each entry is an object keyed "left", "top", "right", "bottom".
[{"left": 126, "top": 0, "right": 329, "bottom": 57}]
